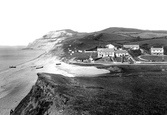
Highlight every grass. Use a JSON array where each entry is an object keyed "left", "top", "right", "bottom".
[
  {"left": 13, "top": 72, "right": 167, "bottom": 115},
  {"left": 140, "top": 55, "right": 167, "bottom": 62},
  {"left": 128, "top": 32, "right": 167, "bottom": 38},
  {"left": 61, "top": 72, "right": 167, "bottom": 115},
  {"left": 127, "top": 38, "right": 167, "bottom": 46}
]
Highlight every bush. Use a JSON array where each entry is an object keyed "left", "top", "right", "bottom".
[{"left": 129, "top": 49, "right": 141, "bottom": 57}]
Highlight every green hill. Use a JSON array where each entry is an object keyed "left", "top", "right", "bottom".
[
  {"left": 48, "top": 28, "right": 167, "bottom": 61},
  {"left": 26, "top": 27, "right": 167, "bottom": 61}
]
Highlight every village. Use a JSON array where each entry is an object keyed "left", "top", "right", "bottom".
[{"left": 70, "top": 43, "right": 167, "bottom": 65}]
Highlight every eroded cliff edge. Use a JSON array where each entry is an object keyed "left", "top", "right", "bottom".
[{"left": 11, "top": 72, "right": 167, "bottom": 115}]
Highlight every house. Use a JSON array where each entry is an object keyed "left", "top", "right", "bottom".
[
  {"left": 97, "top": 48, "right": 115, "bottom": 58},
  {"left": 106, "top": 44, "right": 115, "bottom": 49},
  {"left": 84, "top": 47, "right": 97, "bottom": 53},
  {"left": 115, "top": 50, "right": 129, "bottom": 57},
  {"left": 151, "top": 47, "right": 164, "bottom": 55},
  {"left": 106, "top": 44, "right": 118, "bottom": 50},
  {"left": 84, "top": 50, "right": 97, "bottom": 53},
  {"left": 123, "top": 45, "right": 139, "bottom": 50}
]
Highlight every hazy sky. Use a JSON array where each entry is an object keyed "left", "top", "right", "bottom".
[{"left": 0, "top": 0, "right": 167, "bottom": 46}]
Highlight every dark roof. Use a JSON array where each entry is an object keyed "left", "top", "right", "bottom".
[
  {"left": 123, "top": 45, "right": 139, "bottom": 47},
  {"left": 97, "top": 48, "right": 114, "bottom": 52},
  {"left": 85, "top": 46, "right": 97, "bottom": 51},
  {"left": 151, "top": 47, "right": 163, "bottom": 50},
  {"left": 115, "top": 50, "right": 128, "bottom": 53}
]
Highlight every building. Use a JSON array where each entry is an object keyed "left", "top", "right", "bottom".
[
  {"left": 106, "top": 44, "right": 118, "bottom": 50},
  {"left": 151, "top": 47, "right": 164, "bottom": 55},
  {"left": 123, "top": 45, "right": 139, "bottom": 50},
  {"left": 97, "top": 48, "right": 129, "bottom": 58},
  {"left": 84, "top": 47, "right": 97, "bottom": 53},
  {"left": 97, "top": 48, "right": 115, "bottom": 58},
  {"left": 84, "top": 50, "right": 97, "bottom": 53},
  {"left": 106, "top": 44, "right": 115, "bottom": 49},
  {"left": 115, "top": 50, "right": 129, "bottom": 57}
]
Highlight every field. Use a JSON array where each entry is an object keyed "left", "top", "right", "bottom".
[
  {"left": 13, "top": 72, "right": 167, "bottom": 115},
  {"left": 140, "top": 55, "right": 167, "bottom": 62}
]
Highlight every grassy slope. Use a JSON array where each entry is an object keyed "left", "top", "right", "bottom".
[
  {"left": 59, "top": 33, "right": 134, "bottom": 60},
  {"left": 140, "top": 55, "right": 167, "bottom": 62},
  {"left": 49, "top": 27, "right": 167, "bottom": 61},
  {"left": 12, "top": 72, "right": 167, "bottom": 115}
]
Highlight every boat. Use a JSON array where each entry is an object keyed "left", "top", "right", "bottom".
[
  {"left": 56, "top": 63, "right": 61, "bottom": 65},
  {"left": 9, "top": 66, "right": 16, "bottom": 68},
  {"left": 36, "top": 66, "right": 43, "bottom": 69}
]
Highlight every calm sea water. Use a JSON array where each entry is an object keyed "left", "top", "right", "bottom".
[{"left": 0, "top": 47, "right": 44, "bottom": 72}]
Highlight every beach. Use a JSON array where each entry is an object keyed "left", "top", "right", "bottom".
[
  {"left": 0, "top": 48, "right": 44, "bottom": 72},
  {"left": 0, "top": 53, "right": 110, "bottom": 115}
]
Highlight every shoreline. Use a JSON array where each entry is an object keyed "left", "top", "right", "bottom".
[
  {"left": 0, "top": 49, "right": 45, "bottom": 73},
  {"left": 2, "top": 52, "right": 167, "bottom": 114},
  {"left": 0, "top": 49, "right": 46, "bottom": 115},
  {"left": 0, "top": 53, "right": 111, "bottom": 115}
]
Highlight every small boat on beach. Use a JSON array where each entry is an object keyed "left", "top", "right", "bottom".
[
  {"left": 56, "top": 63, "right": 61, "bottom": 65},
  {"left": 36, "top": 66, "right": 43, "bottom": 69},
  {"left": 9, "top": 66, "right": 16, "bottom": 68}
]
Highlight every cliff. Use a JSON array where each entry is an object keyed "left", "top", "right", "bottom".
[
  {"left": 11, "top": 72, "right": 167, "bottom": 115},
  {"left": 26, "top": 29, "right": 88, "bottom": 51}
]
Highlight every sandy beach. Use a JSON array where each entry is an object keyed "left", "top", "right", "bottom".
[{"left": 0, "top": 55, "right": 109, "bottom": 115}]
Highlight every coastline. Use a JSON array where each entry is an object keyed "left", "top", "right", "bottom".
[
  {"left": 0, "top": 49, "right": 45, "bottom": 115},
  {"left": 0, "top": 49, "right": 45, "bottom": 73},
  {"left": 0, "top": 52, "right": 110, "bottom": 115}
]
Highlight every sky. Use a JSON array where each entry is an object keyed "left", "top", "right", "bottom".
[{"left": 0, "top": 0, "right": 167, "bottom": 46}]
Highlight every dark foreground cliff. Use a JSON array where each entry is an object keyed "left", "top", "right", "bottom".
[{"left": 11, "top": 71, "right": 167, "bottom": 115}]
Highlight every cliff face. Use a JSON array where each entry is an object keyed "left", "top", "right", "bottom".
[
  {"left": 27, "top": 29, "right": 87, "bottom": 51},
  {"left": 10, "top": 73, "right": 72, "bottom": 115},
  {"left": 11, "top": 72, "right": 167, "bottom": 115}
]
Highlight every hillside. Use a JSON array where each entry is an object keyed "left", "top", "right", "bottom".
[
  {"left": 26, "top": 27, "right": 167, "bottom": 61},
  {"left": 11, "top": 71, "right": 167, "bottom": 115},
  {"left": 101, "top": 27, "right": 167, "bottom": 38}
]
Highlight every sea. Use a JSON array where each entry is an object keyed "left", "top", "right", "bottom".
[{"left": 0, "top": 47, "right": 44, "bottom": 72}]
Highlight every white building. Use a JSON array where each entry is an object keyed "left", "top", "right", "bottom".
[
  {"left": 106, "top": 44, "right": 115, "bottom": 49},
  {"left": 151, "top": 47, "right": 164, "bottom": 55},
  {"left": 123, "top": 45, "right": 139, "bottom": 50},
  {"left": 97, "top": 48, "right": 129, "bottom": 58},
  {"left": 97, "top": 48, "right": 115, "bottom": 58}
]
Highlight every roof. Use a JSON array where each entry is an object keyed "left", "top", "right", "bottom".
[
  {"left": 85, "top": 47, "right": 97, "bottom": 51},
  {"left": 106, "top": 44, "right": 115, "bottom": 48},
  {"left": 123, "top": 45, "right": 139, "bottom": 47},
  {"left": 115, "top": 50, "right": 128, "bottom": 53},
  {"left": 97, "top": 48, "right": 115, "bottom": 52},
  {"left": 151, "top": 47, "right": 163, "bottom": 50}
]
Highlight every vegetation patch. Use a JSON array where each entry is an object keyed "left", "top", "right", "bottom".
[
  {"left": 140, "top": 55, "right": 167, "bottom": 62},
  {"left": 12, "top": 72, "right": 167, "bottom": 115}
]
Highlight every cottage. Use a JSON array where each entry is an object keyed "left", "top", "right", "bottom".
[
  {"left": 123, "top": 45, "right": 139, "bottom": 50},
  {"left": 84, "top": 47, "right": 97, "bottom": 53},
  {"left": 97, "top": 48, "right": 115, "bottom": 58},
  {"left": 115, "top": 50, "right": 129, "bottom": 57},
  {"left": 106, "top": 44, "right": 115, "bottom": 49},
  {"left": 151, "top": 47, "right": 164, "bottom": 55},
  {"left": 84, "top": 50, "right": 97, "bottom": 53}
]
